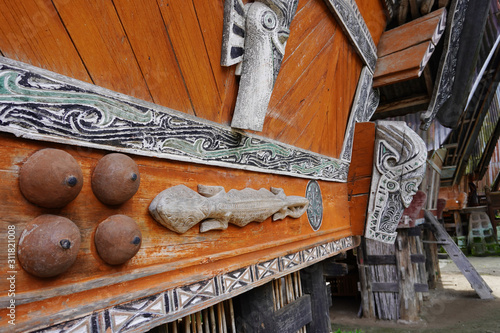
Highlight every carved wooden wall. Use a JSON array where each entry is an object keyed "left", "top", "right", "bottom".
[
  {"left": 0, "top": 0, "right": 388, "bottom": 331},
  {"left": 0, "top": 0, "right": 385, "bottom": 158}
]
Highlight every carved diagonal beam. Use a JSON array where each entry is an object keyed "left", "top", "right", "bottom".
[{"left": 323, "top": 0, "right": 378, "bottom": 72}]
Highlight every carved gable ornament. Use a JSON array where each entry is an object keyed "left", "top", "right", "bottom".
[
  {"left": 365, "top": 121, "right": 427, "bottom": 244},
  {"left": 221, "top": 0, "right": 299, "bottom": 131}
]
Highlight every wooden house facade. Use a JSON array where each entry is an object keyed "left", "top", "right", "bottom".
[{"left": 0, "top": 0, "right": 432, "bottom": 332}]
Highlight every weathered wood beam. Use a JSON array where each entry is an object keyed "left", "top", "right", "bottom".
[
  {"left": 233, "top": 280, "right": 312, "bottom": 332},
  {"left": 323, "top": 262, "right": 349, "bottom": 276},
  {"left": 373, "top": 94, "right": 430, "bottom": 120},
  {"left": 300, "top": 263, "right": 331, "bottom": 332}
]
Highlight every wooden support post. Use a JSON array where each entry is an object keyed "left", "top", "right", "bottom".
[
  {"left": 357, "top": 242, "right": 376, "bottom": 319},
  {"left": 453, "top": 211, "right": 463, "bottom": 236},
  {"left": 300, "top": 262, "right": 331, "bottom": 333},
  {"left": 423, "top": 227, "right": 440, "bottom": 289},
  {"left": 232, "top": 277, "right": 312, "bottom": 332},
  {"left": 358, "top": 228, "right": 429, "bottom": 322},
  {"left": 395, "top": 229, "right": 419, "bottom": 322}
]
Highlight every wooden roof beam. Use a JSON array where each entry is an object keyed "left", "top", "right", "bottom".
[{"left": 373, "top": 7, "right": 447, "bottom": 88}]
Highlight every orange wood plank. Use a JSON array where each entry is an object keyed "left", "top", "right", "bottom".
[
  {"left": 0, "top": 132, "right": 355, "bottom": 332},
  {"left": 348, "top": 122, "right": 376, "bottom": 235},
  {"left": 0, "top": 0, "right": 91, "bottom": 82},
  {"left": 192, "top": 0, "right": 239, "bottom": 125},
  {"left": 348, "top": 122, "right": 376, "bottom": 182},
  {"left": 355, "top": 0, "right": 388, "bottom": 46},
  {"left": 284, "top": 0, "right": 331, "bottom": 55},
  {"left": 112, "top": 0, "right": 194, "bottom": 114},
  {"left": 272, "top": 38, "right": 338, "bottom": 151},
  {"left": 51, "top": 0, "right": 153, "bottom": 103},
  {"left": 157, "top": 0, "right": 222, "bottom": 122},
  {"left": 273, "top": 15, "right": 337, "bottom": 103}
]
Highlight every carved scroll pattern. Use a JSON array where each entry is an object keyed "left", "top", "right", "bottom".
[
  {"left": 34, "top": 236, "right": 356, "bottom": 333},
  {"left": 323, "top": 0, "right": 378, "bottom": 72},
  {"left": 420, "top": 0, "right": 470, "bottom": 130},
  {"left": 0, "top": 58, "right": 349, "bottom": 181},
  {"left": 340, "top": 67, "right": 380, "bottom": 162},
  {"left": 365, "top": 121, "right": 427, "bottom": 244}
]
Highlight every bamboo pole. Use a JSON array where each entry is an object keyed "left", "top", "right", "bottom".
[
  {"left": 210, "top": 306, "right": 216, "bottom": 333},
  {"left": 203, "top": 309, "right": 209, "bottom": 333},
  {"left": 229, "top": 299, "right": 236, "bottom": 333},
  {"left": 185, "top": 315, "right": 191, "bottom": 333},
  {"left": 196, "top": 311, "right": 202, "bottom": 333}
]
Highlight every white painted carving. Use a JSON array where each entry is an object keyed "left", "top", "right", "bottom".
[
  {"left": 365, "top": 121, "right": 427, "bottom": 244},
  {"left": 149, "top": 185, "right": 309, "bottom": 233},
  {"left": 221, "top": 0, "right": 299, "bottom": 131},
  {"left": 340, "top": 66, "right": 380, "bottom": 162}
]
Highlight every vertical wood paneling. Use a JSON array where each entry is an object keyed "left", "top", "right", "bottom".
[
  {"left": 0, "top": 0, "right": 384, "bottom": 159},
  {"left": 51, "top": 0, "right": 153, "bottom": 102},
  {"left": 0, "top": 0, "right": 91, "bottom": 82},
  {"left": 192, "top": 0, "right": 238, "bottom": 125},
  {"left": 157, "top": 0, "right": 222, "bottom": 121},
  {"left": 112, "top": 0, "right": 194, "bottom": 114}
]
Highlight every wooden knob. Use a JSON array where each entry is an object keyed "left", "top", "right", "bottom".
[
  {"left": 91, "top": 153, "right": 140, "bottom": 205},
  {"left": 19, "top": 149, "right": 83, "bottom": 208},
  {"left": 18, "top": 215, "right": 81, "bottom": 278},
  {"left": 94, "top": 215, "right": 142, "bottom": 265}
]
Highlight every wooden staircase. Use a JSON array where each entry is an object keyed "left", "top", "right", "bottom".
[{"left": 424, "top": 210, "right": 494, "bottom": 300}]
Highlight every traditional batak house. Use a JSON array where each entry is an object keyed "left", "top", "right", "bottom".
[{"left": 5, "top": 0, "right": 494, "bottom": 331}]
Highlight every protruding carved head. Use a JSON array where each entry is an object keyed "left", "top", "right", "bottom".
[{"left": 149, "top": 185, "right": 209, "bottom": 234}]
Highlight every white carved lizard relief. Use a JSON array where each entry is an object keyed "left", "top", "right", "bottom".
[{"left": 149, "top": 185, "right": 309, "bottom": 234}]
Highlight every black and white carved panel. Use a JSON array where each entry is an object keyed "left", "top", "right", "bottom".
[
  {"left": 420, "top": 0, "right": 470, "bottom": 130},
  {"left": 365, "top": 121, "right": 427, "bottom": 244},
  {"left": 306, "top": 180, "right": 323, "bottom": 230},
  {"left": 341, "top": 67, "right": 380, "bottom": 162},
  {"left": 35, "top": 236, "right": 356, "bottom": 333},
  {"left": 0, "top": 57, "right": 349, "bottom": 182}
]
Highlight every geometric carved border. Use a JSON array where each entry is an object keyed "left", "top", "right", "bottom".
[
  {"left": 323, "top": 0, "right": 378, "bottom": 72},
  {"left": 0, "top": 56, "right": 349, "bottom": 182},
  {"left": 34, "top": 236, "right": 357, "bottom": 333},
  {"left": 340, "top": 67, "right": 380, "bottom": 162}
]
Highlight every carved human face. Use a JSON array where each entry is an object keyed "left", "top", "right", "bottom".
[{"left": 400, "top": 177, "right": 422, "bottom": 207}]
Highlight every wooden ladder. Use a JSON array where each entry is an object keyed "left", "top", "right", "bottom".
[{"left": 424, "top": 210, "right": 494, "bottom": 300}]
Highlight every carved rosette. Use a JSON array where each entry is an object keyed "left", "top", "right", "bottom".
[{"left": 365, "top": 121, "right": 427, "bottom": 244}]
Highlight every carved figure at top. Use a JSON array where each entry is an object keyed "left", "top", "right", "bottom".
[
  {"left": 221, "top": 0, "right": 299, "bottom": 131},
  {"left": 149, "top": 185, "right": 309, "bottom": 234}
]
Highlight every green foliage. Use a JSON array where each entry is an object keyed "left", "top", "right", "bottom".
[{"left": 332, "top": 329, "right": 363, "bottom": 333}]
